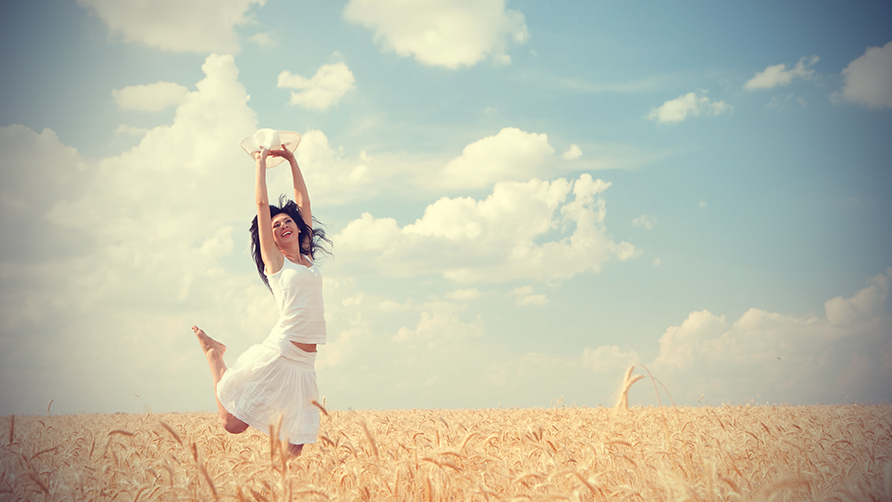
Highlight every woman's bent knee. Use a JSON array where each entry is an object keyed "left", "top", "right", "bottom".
[{"left": 222, "top": 415, "right": 248, "bottom": 434}]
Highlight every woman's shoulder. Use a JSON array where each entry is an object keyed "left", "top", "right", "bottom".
[{"left": 264, "top": 256, "right": 287, "bottom": 277}]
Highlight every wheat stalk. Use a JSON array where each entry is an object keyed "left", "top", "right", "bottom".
[{"left": 614, "top": 365, "right": 645, "bottom": 410}]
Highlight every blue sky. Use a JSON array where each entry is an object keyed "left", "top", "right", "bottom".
[{"left": 1, "top": 0, "right": 890, "bottom": 415}]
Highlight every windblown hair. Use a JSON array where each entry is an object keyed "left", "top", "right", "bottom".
[{"left": 250, "top": 195, "right": 333, "bottom": 290}]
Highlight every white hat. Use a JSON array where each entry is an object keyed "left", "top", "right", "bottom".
[{"left": 239, "top": 129, "right": 302, "bottom": 168}]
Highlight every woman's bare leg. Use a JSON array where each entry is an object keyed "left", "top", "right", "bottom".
[{"left": 193, "top": 326, "right": 249, "bottom": 434}]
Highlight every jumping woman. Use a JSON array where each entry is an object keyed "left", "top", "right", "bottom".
[{"left": 193, "top": 143, "right": 331, "bottom": 456}]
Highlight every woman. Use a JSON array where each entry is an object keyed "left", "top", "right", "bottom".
[{"left": 193, "top": 144, "right": 331, "bottom": 456}]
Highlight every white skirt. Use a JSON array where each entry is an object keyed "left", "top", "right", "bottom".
[{"left": 217, "top": 333, "right": 320, "bottom": 445}]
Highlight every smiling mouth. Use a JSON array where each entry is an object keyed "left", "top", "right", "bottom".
[{"left": 282, "top": 230, "right": 293, "bottom": 237}]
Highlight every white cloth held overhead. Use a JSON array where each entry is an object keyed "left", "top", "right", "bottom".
[{"left": 239, "top": 129, "right": 301, "bottom": 168}]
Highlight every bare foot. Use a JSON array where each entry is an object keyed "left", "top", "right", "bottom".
[{"left": 193, "top": 326, "right": 226, "bottom": 356}]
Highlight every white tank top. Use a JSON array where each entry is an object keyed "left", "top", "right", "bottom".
[{"left": 265, "top": 256, "right": 326, "bottom": 344}]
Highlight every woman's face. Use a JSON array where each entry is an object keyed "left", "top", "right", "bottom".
[{"left": 271, "top": 213, "right": 299, "bottom": 249}]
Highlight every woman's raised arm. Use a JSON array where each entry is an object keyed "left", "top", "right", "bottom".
[
  {"left": 255, "top": 148, "right": 284, "bottom": 275},
  {"left": 269, "top": 148, "right": 312, "bottom": 230}
]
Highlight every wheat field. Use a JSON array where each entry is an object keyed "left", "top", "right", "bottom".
[{"left": 2, "top": 398, "right": 890, "bottom": 502}]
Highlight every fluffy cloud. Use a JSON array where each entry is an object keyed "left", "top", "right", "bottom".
[
  {"left": 835, "top": 41, "right": 892, "bottom": 109},
  {"left": 511, "top": 286, "right": 548, "bottom": 306},
  {"left": 393, "top": 301, "right": 484, "bottom": 346},
  {"left": 332, "top": 174, "right": 640, "bottom": 283},
  {"left": 647, "top": 91, "right": 732, "bottom": 124},
  {"left": 440, "top": 127, "right": 555, "bottom": 189},
  {"left": 0, "top": 127, "right": 86, "bottom": 224},
  {"left": 277, "top": 62, "right": 357, "bottom": 110},
  {"left": 64, "top": 55, "right": 259, "bottom": 298},
  {"left": 112, "top": 81, "right": 190, "bottom": 111},
  {"left": 342, "top": 0, "right": 528, "bottom": 68},
  {"left": 78, "top": 0, "right": 264, "bottom": 53},
  {"left": 744, "top": 56, "right": 819, "bottom": 90},
  {"left": 96, "top": 55, "right": 257, "bottom": 175},
  {"left": 650, "top": 268, "right": 892, "bottom": 404},
  {"left": 0, "top": 54, "right": 267, "bottom": 414},
  {"left": 562, "top": 144, "right": 583, "bottom": 160}
]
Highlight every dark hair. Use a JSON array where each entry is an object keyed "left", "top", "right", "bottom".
[{"left": 250, "top": 195, "right": 333, "bottom": 290}]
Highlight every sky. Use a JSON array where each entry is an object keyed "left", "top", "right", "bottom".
[{"left": 0, "top": 0, "right": 890, "bottom": 415}]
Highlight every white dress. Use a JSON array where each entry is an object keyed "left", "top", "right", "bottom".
[{"left": 217, "top": 256, "right": 326, "bottom": 445}]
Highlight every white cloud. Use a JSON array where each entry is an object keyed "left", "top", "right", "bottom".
[
  {"left": 316, "top": 278, "right": 369, "bottom": 370},
  {"left": 511, "top": 286, "right": 548, "bottom": 306},
  {"left": 440, "top": 127, "right": 555, "bottom": 189},
  {"left": 650, "top": 268, "right": 892, "bottom": 404},
  {"left": 77, "top": 0, "right": 264, "bottom": 53},
  {"left": 653, "top": 310, "right": 729, "bottom": 372},
  {"left": 835, "top": 41, "right": 892, "bottom": 109},
  {"left": 0, "top": 126, "right": 88, "bottom": 264},
  {"left": 647, "top": 91, "right": 732, "bottom": 124},
  {"left": 562, "top": 144, "right": 583, "bottom": 160},
  {"left": 744, "top": 56, "right": 819, "bottom": 90},
  {"left": 632, "top": 214, "right": 656, "bottom": 230},
  {"left": 98, "top": 55, "right": 257, "bottom": 175},
  {"left": 47, "top": 54, "right": 261, "bottom": 310},
  {"left": 392, "top": 301, "right": 484, "bottom": 345},
  {"left": 825, "top": 270, "right": 890, "bottom": 325},
  {"left": 342, "top": 0, "right": 528, "bottom": 69},
  {"left": 277, "top": 62, "right": 356, "bottom": 110},
  {"left": 112, "top": 81, "right": 189, "bottom": 112},
  {"left": 332, "top": 174, "right": 640, "bottom": 284}
]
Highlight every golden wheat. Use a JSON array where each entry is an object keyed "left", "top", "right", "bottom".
[{"left": 2, "top": 400, "right": 890, "bottom": 501}]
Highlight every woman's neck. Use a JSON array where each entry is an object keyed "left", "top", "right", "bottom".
[{"left": 280, "top": 242, "right": 302, "bottom": 262}]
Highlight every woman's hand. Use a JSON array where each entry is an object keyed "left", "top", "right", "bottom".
[
  {"left": 268, "top": 146, "right": 294, "bottom": 162},
  {"left": 254, "top": 147, "right": 269, "bottom": 164}
]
